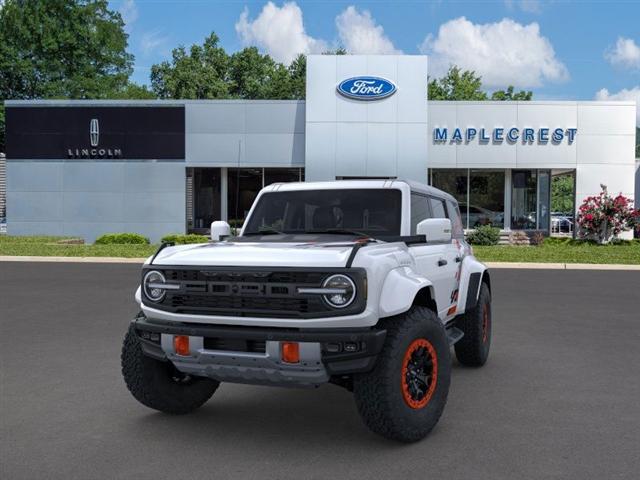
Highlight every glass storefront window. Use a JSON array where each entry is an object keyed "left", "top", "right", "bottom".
[
  {"left": 191, "top": 168, "right": 221, "bottom": 231},
  {"left": 228, "top": 168, "right": 263, "bottom": 225},
  {"left": 550, "top": 171, "right": 575, "bottom": 236},
  {"left": 264, "top": 168, "right": 302, "bottom": 186},
  {"left": 537, "top": 170, "right": 551, "bottom": 232},
  {"left": 511, "top": 170, "right": 537, "bottom": 229},
  {"left": 468, "top": 170, "right": 505, "bottom": 228},
  {"left": 431, "top": 168, "right": 556, "bottom": 231},
  {"left": 430, "top": 169, "right": 468, "bottom": 228}
]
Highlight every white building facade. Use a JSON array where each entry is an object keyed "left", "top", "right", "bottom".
[{"left": 3, "top": 54, "right": 637, "bottom": 241}]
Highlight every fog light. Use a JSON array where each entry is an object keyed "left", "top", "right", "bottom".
[
  {"left": 344, "top": 342, "right": 359, "bottom": 353},
  {"left": 173, "top": 335, "right": 190, "bottom": 356},
  {"left": 281, "top": 342, "right": 300, "bottom": 364}
]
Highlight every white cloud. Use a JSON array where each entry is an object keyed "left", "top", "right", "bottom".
[
  {"left": 595, "top": 86, "right": 640, "bottom": 124},
  {"left": 119, "top": 0, "right": 138, "bottom": 33},
  {"left": 235, "top": 1, "right": 327, "bottom": 65},
  {"left": 335, "top": 6, "right": 401, "bottom": 55},
  {"left": 420, "top": 17, "right": 568, "bottom": 89},
  {"left": 605, "top": 37, "right": 640, "bottom": 70},
  {"left": 504, "top": 0, "right": 542, "bottom": 14},
  {"left": 140, "top": 30, "right": 168, "bottom": 56}
]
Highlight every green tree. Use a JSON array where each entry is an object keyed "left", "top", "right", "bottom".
[
  {"left": 0, "top": 107, "right": 4, "bottom": 154},
  {"left": 551, "top": 174, "right": 575, "bottom": 213},
  {"left": 428, "top": 66, "right": 533, "bottom": 102},
  {"left": 288, "top": 54, "right": 306, "bottom": 100},
  {"left": 323, "top": 47, "right": 347, "bottom": 55},
  {"left": 428, "top": 66, "right": 488, "bottom": 101},
  {"left": 150, "top": 33, "right": 230, "bottom": 99},
  {"left": 111, "top": 83, "right": 156, "bottom": 100},
  {"left": 0, "top": 0, "right": 133, "bottom": 99},
  {"left": 491, "top": 86, "right": 533, "bottom": 101},
  {"left": 0, "top": 0, "right": 138, "bottom": 151},
  {"left": 228, "top": 47, "right": 287, "bottom": 99},
  {"left": 150, "top": 33, "right": 309, "bottom": 100}
]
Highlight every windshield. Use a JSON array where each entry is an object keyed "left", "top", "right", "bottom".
[{"left": 243, "top": 189, "right": 402, "bottom": 238}]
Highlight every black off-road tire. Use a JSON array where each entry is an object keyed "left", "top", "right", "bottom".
[
  {"left": 454, "top": 283, "right": 491, "bottom": 367},
  {"left": 353, "top": 306, "right": 451, "bottom": 442},
  {"left": 121, "top": 324, "right": 219, "bottom": 414}
]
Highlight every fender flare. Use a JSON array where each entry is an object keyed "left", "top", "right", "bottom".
[
  {"left": 378, "top": 267, "right": 435, "bottom": 318},
  {"left": 457, "top": 256, "right": 489, "bottom": 315}
]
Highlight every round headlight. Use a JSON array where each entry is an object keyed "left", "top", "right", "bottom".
[
  {"left": 322, "top": 274, "right": 356, "bottom": 308},
  {"left": 143, "top": 270, "right": 166, "bottom": 302}
]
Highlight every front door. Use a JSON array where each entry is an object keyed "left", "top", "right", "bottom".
[{"left": 409, "top": 194, "right": 458, "bottom": 317}]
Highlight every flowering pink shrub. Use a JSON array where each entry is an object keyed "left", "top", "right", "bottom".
[{"left": 577, "top": 185, "right": 639, "bottom": 243}]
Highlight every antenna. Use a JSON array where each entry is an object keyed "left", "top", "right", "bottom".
[{"left": 234, "top": 139, "right": 241, "bottom": 228}]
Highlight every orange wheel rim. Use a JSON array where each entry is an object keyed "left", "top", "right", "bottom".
[
  {"left": 482, "top": 304, "right": 490, "bottom": 343},
  {"left": 401, "top": 338, "right": 438, "bottom": 409}
]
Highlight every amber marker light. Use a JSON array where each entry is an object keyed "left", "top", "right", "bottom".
[
  {"left": 173, "top": 335, "right": 190, "bottom": 356},
  {"left": 281, "top": 342, "right": 300, "bottom": 364}
]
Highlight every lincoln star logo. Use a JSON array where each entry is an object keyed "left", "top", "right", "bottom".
[
  {"left": 67, "top": 117, "right": 122, "bottom": 158},
  {"left": 337, "top": 76, "right": 397, "bottom": 101},
  {"left": 90, "top": 118, "right": 99, "bottom": 147}
]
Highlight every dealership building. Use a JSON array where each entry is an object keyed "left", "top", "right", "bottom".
[{"left": 2, "top": 55, "right": 638, "bottom": 242}]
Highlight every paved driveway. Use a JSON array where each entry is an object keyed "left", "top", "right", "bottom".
[{"left": 1, "top": 262, "right": 639, "bottom": 480}]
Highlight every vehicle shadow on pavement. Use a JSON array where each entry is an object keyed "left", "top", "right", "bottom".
[{"left": 128, "top": 364, "right": 470, "bottom": 450}]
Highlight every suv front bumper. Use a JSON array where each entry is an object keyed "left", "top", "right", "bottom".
[{"left": 133, "top": 315, "right": 387, "bottom": 387}]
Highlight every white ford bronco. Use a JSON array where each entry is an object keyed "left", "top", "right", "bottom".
[{"left": 122, "top": 180, "right": 492, "bottom": 442}]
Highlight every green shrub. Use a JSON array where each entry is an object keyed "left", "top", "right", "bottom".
[
  {"left": 543, "top": 236, "right": 572, "bottom": 246},
  {"left": 161, "top": 233, "right": 209, "bottom": 245},
  {"left": 94, "top": 233, "right": 149, "bottom": 245},
  {"left": 466, "top": 225, "right": 500, "bottom": 246}
]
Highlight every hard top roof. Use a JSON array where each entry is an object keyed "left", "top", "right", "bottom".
[{"left": 262, "top": 179, "right": 457, "bottom": 203}]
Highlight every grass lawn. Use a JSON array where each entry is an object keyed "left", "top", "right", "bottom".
[
  {"left": 0, "top": 236, "right": 157, "bottom": 258},
  {"left": 1, "top": 235, "right": 639, "bottom": 264},
  {"left": 474, "top": 242, "right": 640, "bottom": 264}
]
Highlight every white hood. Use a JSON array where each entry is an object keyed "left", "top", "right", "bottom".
[{"left": 151, "top": 241, "right": 357, "bottom": 268}]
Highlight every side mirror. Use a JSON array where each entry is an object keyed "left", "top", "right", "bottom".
[
  {"left": 210, "top": 221, "right": 231, "bottom": 241},
  {"left": 416, "top": 218, "right": 452, "bottom": 243}
]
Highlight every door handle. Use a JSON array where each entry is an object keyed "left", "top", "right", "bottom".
[
  {"left": 455, "top": 256, "right": 462, "bottom": 263},
  {"left": 438, "top": 259, "right": 448, "bottom": 267}
]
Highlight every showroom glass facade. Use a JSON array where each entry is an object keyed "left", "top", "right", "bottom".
[
  {"left": 188, "top": 167, "right": 304, "bottom": 233},
  {"left": 429, "top": 169, "right": 553, "bottom": 231}
]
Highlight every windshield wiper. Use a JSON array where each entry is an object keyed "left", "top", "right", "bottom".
[
  {"left": 243, "top": 228, "right": 285, "bottom": 236},
  {"left": 305, "top": 228, "right": 372, "bottom": 238}
]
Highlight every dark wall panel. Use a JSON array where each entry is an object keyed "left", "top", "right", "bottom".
[{"left": 6, "top": 106, "right": 185, "bottom": 160}]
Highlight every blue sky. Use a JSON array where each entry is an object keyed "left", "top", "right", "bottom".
[{"left": 113, "top": 0, "right": 640, "bottom": 120}]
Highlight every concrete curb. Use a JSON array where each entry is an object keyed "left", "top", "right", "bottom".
[
  {"left": 1, "top": 256, "right": 639, "bottom": 270},
  {"left": 0, "top": 255, "right": 146, "bottom": 264}
]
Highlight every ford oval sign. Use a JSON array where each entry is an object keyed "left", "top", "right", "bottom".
[{"left": 337, "top": 77, "right": 397, "bottom": 101}]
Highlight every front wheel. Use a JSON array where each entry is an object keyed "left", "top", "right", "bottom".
[
  {"left": 353, "top": 306, "right": 451, "bottom": 442},
  {"left": 121, "top": 324, "right": 219, "bottom": 414}
]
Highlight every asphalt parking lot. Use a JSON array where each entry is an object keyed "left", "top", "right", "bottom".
[{"left": 1, "top": 262, "right": 639, "bottom": 480}]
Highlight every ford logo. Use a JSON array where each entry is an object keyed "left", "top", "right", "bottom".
[{"left": 337, "top": 76, "right": 397, "bottom": 101}]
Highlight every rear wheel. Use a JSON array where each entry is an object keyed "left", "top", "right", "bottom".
[
  {"left": 121, "top": 324, "right": 219, "bottom": 414},
  {"left": 353, "top": 306, "right": 451, "bottom": 442},
  {"left": 455, "top": 283, "right": 492, "bottom": 367}
]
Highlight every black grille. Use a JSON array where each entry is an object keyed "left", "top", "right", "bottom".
[
  {"left": 169, "top": 294, "right": 316, "bottom": 318},
  {"left": 143, "top": 267, "right": 367, "bottom": 319}
]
